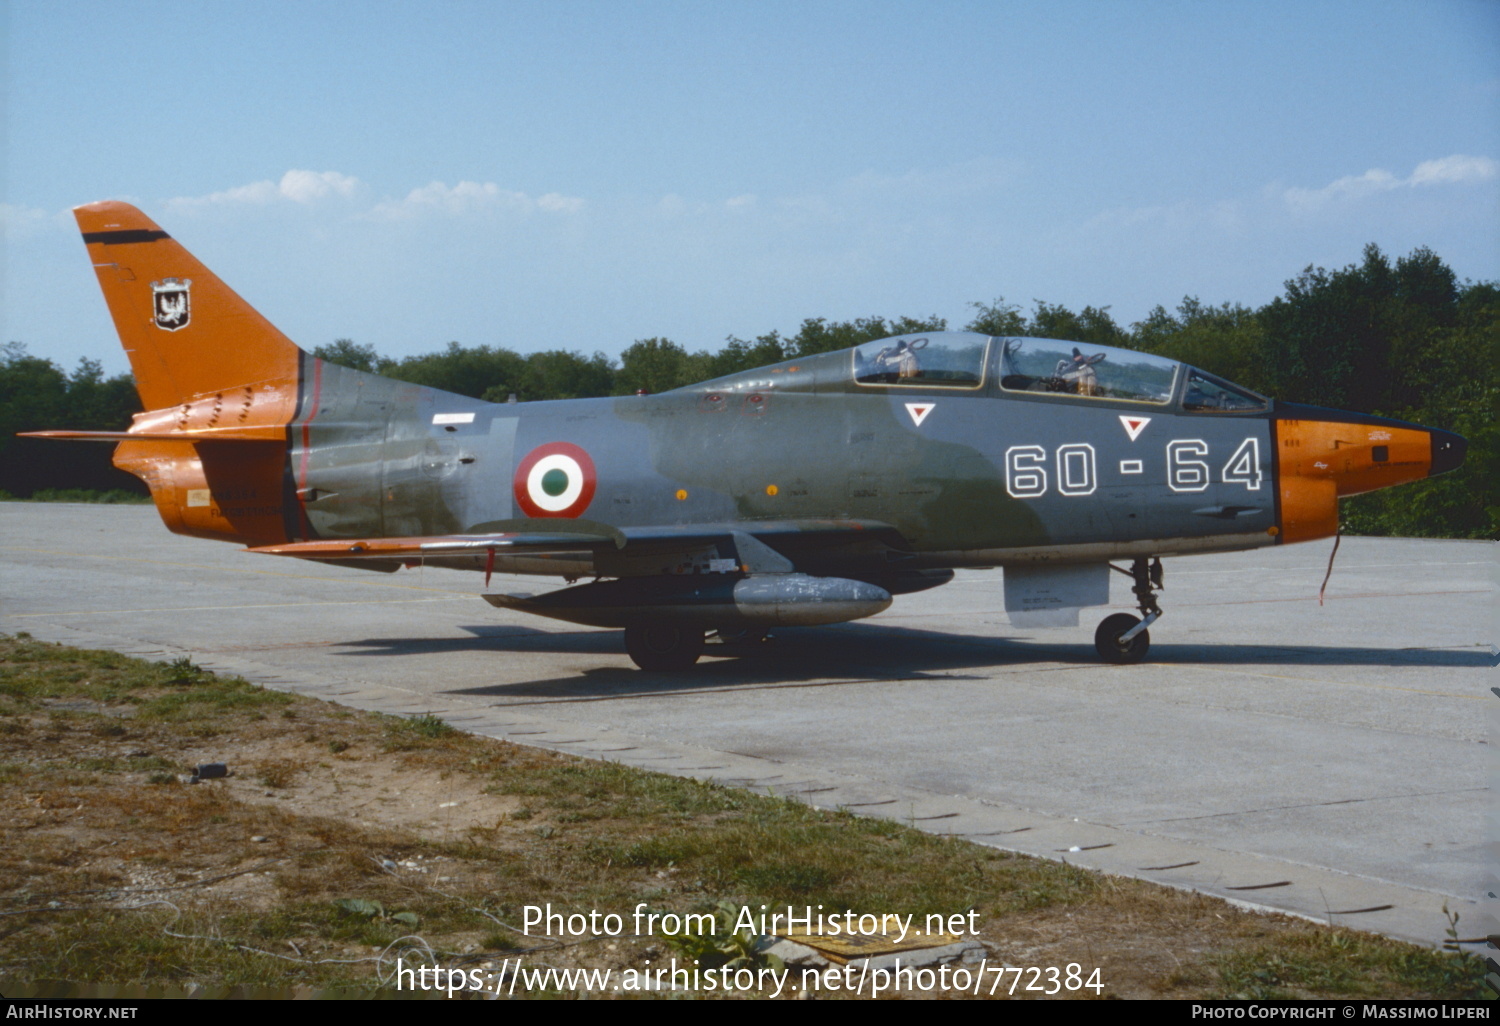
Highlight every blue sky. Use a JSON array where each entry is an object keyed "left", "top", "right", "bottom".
[{"left": 4, "top": 0, "right": 1497, "bottom": 376}]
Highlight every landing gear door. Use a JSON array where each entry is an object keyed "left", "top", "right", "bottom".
[{"left": 1003, "top": 563, "right": 1109, "bottom": 628}]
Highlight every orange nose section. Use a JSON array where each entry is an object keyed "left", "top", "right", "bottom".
[{"left": 1273, "top": 408, "right": 1463, "bottom": 544}]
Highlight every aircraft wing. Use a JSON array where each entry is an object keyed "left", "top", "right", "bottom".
[
  {"left": 247, "top": 528, "right": 624, "bottom": 562},
  {"left": 247, "top": 518, "right": 905, "bottom": 573}
]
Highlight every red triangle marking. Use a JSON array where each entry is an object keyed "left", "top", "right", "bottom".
[{"left": 1119, "top": 415, "right": 1150, "bottom": 442}]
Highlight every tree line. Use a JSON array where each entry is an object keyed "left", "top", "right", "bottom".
[{"left": 3, "top": 244, "right": 1494, "bottom": 538}]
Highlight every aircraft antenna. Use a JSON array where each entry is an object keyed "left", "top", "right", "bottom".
[{"left": 1317, "top": 528, "right": 1342, "bottom": 606}]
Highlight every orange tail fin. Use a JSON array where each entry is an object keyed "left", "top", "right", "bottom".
[
  {"left": 73, "top": 201, "right": 305, "bottom": 547},
  {"left": 74, "top": 201, "right": 304, "bottom": 410}
]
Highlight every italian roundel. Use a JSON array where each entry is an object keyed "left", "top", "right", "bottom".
[{"left": 513, "top": 442, "right": 597, "bottom": 518}]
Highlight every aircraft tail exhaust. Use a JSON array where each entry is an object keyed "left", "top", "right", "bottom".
[{"left": 73, "top": 201, "right": 305, "bottom": 410}]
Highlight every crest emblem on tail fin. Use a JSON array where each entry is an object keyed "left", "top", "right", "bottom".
[{"left": 151, "top": 277, "right": 191, "bottom": 331}]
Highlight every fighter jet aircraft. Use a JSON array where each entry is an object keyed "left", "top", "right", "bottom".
[{"left": 27, "top": 201, "right": 1467, "bottom": 670}]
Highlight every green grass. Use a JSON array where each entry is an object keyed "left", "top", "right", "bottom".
[
  {"left": 1211, "top": 931, "right": 1491, "bottom": 1000},
  {"left": 0, "top": 633, "right": 1489, "bottom": 1000},
  {"left": 0, "top": 488, "right": 151, "bottom": 504},
  {"left": 380, "top": 713, "right": 459, "bottom": 750}
]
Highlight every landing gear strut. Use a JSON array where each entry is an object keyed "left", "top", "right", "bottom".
[
  {"left": 624, "top": 623, "right": 705, "bottom": 671},
  {"left": 1095, "top": 556, "right": 1163, "bottom": 665}
]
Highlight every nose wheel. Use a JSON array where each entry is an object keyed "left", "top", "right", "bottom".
[
  {"left": 1095, "top": 613, "right": 1150, "bottom": 664},
  {"left": 1096, "top": 556, "right": 1162, "bottom": 665}
]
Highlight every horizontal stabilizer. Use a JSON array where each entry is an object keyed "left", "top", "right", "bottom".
[{"left": 20, "top": 428, "right": 285, "bottom": 443}]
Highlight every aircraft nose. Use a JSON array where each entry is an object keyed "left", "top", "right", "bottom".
[
  {"left": 1429, "top": 428, "right": 1466, "bottom": 477},
  {"left": 1272, "top": 406, "right": 1466, "bottom": 544}
]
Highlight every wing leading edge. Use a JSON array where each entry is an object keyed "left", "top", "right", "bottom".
[{"left": 246, "top": 518, "right": 905, "bottom": 575}]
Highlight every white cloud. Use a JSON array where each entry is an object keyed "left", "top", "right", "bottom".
[
  {"left": 1283, "top": 154, "right": 1497, "bottom": 210},
  {"left": 196, "top": 180, "right": 278, "bottom": 205},
  {"left": 406, "top": 180, "right": 515, "bottom": 211},
  {"left": 370, "top": 180, "right": 585, "bottom": 219},
  {"left": 1408, "top": 154, "right": 1499, "bottom": 186},
  {"left": 537, "top": 192, "right": 585, "bottom": 214},
  {"left": 1285, "top": 168, "right": 1399, "bottom": 207},
  {"left": 277, "top": 169, "right": 361, "bottom": 202},
  {"left": 166, "top": 169, "right": 363, "bottom": 208},
  {"left": 159, "top": 172, "right": 583, "bottom": 221}
]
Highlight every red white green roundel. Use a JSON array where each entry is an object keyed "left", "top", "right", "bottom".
[{"left": 513, "top": 442, "right": 597, "bottom": 518}]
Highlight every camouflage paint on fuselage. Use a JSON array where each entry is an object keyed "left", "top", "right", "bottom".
[{"left": 288, "top": 333, "right": 1285, "bottom": 576}]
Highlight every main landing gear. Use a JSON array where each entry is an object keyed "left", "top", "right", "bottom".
[
  {"left": 623, "top": 623, "right": 706, "bottom": 671},
  {"left": 623, "top": 625, "right": 769, "bottom": 671},
  {"left": 1095, "top": 556, "right": 1163, "bottom": 665}
]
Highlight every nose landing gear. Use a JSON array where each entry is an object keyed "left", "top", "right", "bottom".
[{"left": 1095, "top": 556, "right": 1162, "bottom": 665}]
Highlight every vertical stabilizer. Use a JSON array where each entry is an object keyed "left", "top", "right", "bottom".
[
  {"left": 74, "top": 201, "right": 304, "bottom": 410},
  {"left": 73, "top": 201, "right": 306, "bottom": 547}
]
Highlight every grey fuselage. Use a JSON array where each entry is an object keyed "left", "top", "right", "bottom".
[{"left": 292, "top": 333, "right": 1284, "bottom": 581}]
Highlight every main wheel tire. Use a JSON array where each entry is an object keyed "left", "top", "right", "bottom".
[
  {"left": 1095, "top": 613, "right": 1150, "bottom": 665},
  {"left": 624, "top": 624, "right": 706, "bottom": 671}
]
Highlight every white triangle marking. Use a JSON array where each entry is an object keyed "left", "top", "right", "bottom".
[
  {"left": 905, "top": 403, "right": 934, "bottom": 427},
  {"left": 1119, "top": 415, "right": 1150, "bottom": 442}
]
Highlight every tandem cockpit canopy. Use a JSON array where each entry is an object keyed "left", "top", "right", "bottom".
[
  {"left": 852, "top": 333, "right": 989, "bottom": 388},
  {"left": 849, "top": 332, "right": 1267, "bottom": 412},
  {"left": 996, "top": 337, "right": 1267, "bottom": 411},
  {"left": 1181, "top": 367, "right": 1268, "bottom": 412},
  {"left": 997, "top": 337, "right": 1178, "bottom": 403}
]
